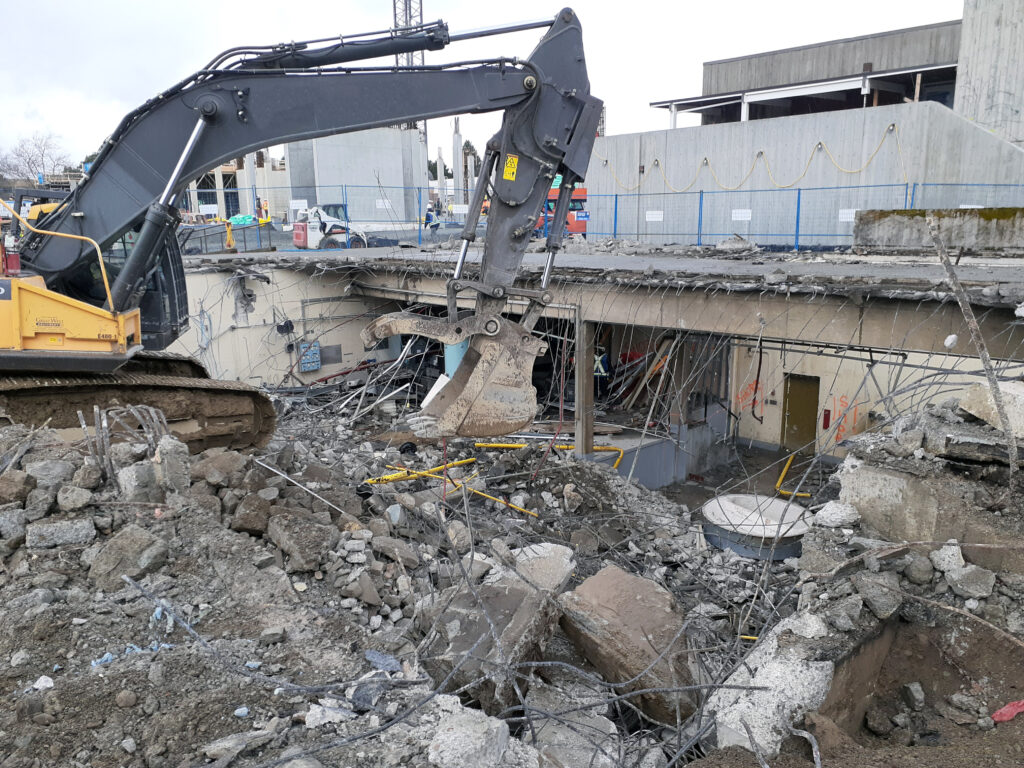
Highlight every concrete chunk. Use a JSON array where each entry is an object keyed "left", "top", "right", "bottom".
[
  {"left": 706, "top": 613, "right": 834, "bottom": 758},
  {"left": 929, "top": 541, "right": 965, "bottom": 573},
  {"left": 267, "top": 511, "right": 339, "bottom": 572},
  {"left": 418, "top": 569, "right": 560, "bottom": 716},
  {"left": 0, "top": 470, "right": 35, "bottom": 504},
  {"left": 959, "top": 380, "right": 1024, "bottom": 439},
  {"left": 117, "top": 461, "right": 161, "bottom": 503},
  {"left": 56, "top": 486, "right": 92, "bottom": 513},
  {"left": 812, "top": 501, "right": 860, "bottom": 528},
  {"left": 231, "top": 495, "right": 271, "bottom": 535},
  {"left": 24, "top": 460, "right": 75, "bottom": 489},
  {"left": 153, "top": 435, "right": 191, "bottom": 495},
  {"left": 508, "top": 543, "right": 576, "bottom": 593},
  {"left": 851, "top": 570, "right": 902, "bottom": 620},
  {"left": 88, "top": 524, "right": 168, "bottom": 591},
  {"left": 558, "top": 565, "right": 696, "bottom": 724},
  {"left": 372, "top": 536, "right": 420, "bottom": 568},
  {"left": 25, "top": 518, "right": 96, "bottom": 549},
  {"left": 945, "top": 563, "right": 996, "bottom": 599},
  {"left": 427, "top": 698, "right": 510, "bottom": 768}
]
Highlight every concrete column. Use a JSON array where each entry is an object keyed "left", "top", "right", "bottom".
[
  {"left": 574, "top": 316, "right": 595, "bottom": 458},
  {"left": 214, "top": 167, "right": 227, "bottom": 219}
]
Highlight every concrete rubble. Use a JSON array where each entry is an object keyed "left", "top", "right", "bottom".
[{"left": 0, "top": 384, "right": 1022, "bottom": 767}]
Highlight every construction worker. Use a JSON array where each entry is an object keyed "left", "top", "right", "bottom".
[
  {"left": 594, "top": 347, "right": 611, "bottom": 398},
  {"left": 424, "top": 206, "right": 441, "bottom": 239}
]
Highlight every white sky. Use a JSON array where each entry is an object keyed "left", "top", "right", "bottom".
[{"left": 0, "top": 0, "right": 963, "bottom": 170}]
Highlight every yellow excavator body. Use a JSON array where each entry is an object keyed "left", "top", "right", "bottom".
[{"left": 0, "top": 274, "right": 141, "bottom": 358}]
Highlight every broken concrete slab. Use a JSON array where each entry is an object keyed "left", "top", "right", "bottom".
[
  {"left": 372, "top": 536, "right": 420, "bottom": 568},
  {"left": 706, "top": 612, "right": 834, "bottom": 758},
  {"left": 153, "top": 435, "right": 191, "bottom": 495},
  {"left": 231, "top": 495, "right": 271, "bottom": 535},
  {"left": 812, "top": 501, "right": 860, "bottom": 528},
  {"left": 427, "top": 699, "right": 510, "bottom": 768},
  {"left": 0, "top": 470, "right": 35, "bottom": 504},
  {"left": 267, "top": 511, "right": 340, "bottom": 572},
  {"left": 88, "top": 524, "right": 168, "bottom": 591},
  {"left": 524, "top": 681, "right": 618, "bottom": 768},
  {"left": 851, "top": 570, "right": 903, "bottom": 620},
  {"left": 558, "top": 565, "right": 696, "bottom": 724},
  {"left": 838, "top": 459, "right": 1024, "bottom": 573},
  {"left": 945, "top": 563, "right": 996, "bottom": 599},
  {"left": 958, "top": 380, "right": 1024, "bottom": 439},
  {"left": 508, "top": 543, "right": 576, "bottom": 593},
  {"left": 417, "top": 567, "right": 561, "bottom": 716},
  {"left": 24, "top": 459, "right": 75, "bottom": 489},
  {"left": 25, "top": 518, "right": 96, "bottom": 549},
  {"left": 117, "top": 461, "right": 162, "bottom": 503}
]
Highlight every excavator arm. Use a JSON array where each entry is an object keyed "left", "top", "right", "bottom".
[{"left": 17, "top": 8, "right": 602, "bottom": 439}]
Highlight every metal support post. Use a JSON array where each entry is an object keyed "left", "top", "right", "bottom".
[
  {"left": 794, "top": 188, "right": 802, "bottom": 251},
  {"left": 417, "top": 187, "right": 422, "bottom": 246},
  {"left": 910, "top": 182, "right": 918, "bottom": 209},
  {"left": 252, "top": 186, "right": 262, "bottom": 248},
  {"left": 612, "top": 193, "right": 618, "bottom": 238},
  {"left": 343, "top": 185, "right": 350, "bottom": 248},
  {"left": 574, "top": 313, "right": 594, "bottom": 459},
  {"left": 697, "top": 190, "right": 704, "bottom": 246}
]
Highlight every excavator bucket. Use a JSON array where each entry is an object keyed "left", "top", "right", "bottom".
[{"left": 361, "top": 312, "right": 547, "bottom": 439}]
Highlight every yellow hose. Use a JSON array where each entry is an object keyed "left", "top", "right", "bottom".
[
  {"left": 775, "top": 453, "right": 811, "bottom": 498},
  {"left": 365, "top": 457, "right": 475, "bottom": 485},
  {"left": 474, "top": 442, "right": 624, "bottom": 470},
  {"left": 384, "top": 464, "right": 538, "bottom": 518}
]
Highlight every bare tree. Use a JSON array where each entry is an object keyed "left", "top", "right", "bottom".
[{"left": 0, "top": 133, "right": 72, "bottom": 181}]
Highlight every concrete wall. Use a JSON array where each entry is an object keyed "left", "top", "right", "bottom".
[
  {"left": 583, "top": 101, "right": 1024, "bottom": 245},
  {"left": 703, "top": 21, "right": 961, "bottom": 95},
  {"left": 854, "top": 207, "right": 1024, "bottom": 250},
  {"left": 954, "top": 0, "right": 1024, "bottom": 147},
  {"left": 285, "top": 128, "right": 428, "bottom": 221},
  {"left": 169, "top": 269, "right": 401, "bottom": 387},
  {"left": 729, "top": 342, "right": 993, "bottom": 458}
]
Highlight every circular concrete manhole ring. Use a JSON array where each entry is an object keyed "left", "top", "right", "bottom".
[{"left": 701, "top": 493, "right": 810, "bottom": 560}]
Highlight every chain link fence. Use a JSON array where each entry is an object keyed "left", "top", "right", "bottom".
[{"left": 176, "top": 181, "right": 1024, "bottom": 256}]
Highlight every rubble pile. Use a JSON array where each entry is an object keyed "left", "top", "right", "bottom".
[
  {"left": 1, "top": 383, "right": 1023, "bottom": 767},
  {"left": 0, "top": 399, "right": 808, "bottom": 768}
]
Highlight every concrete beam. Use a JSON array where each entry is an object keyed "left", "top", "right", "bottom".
[{"left": 349, "top": 272, "right": 1024, "bottom": 361}]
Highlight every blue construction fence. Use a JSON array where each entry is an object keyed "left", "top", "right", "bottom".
[{"left": 176, "top": 181, "right": 1024, "bottom": 255}]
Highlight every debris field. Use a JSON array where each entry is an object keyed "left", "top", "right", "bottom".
[{"left": 0, "top": 383, "right": 1023, "bottom": 768}]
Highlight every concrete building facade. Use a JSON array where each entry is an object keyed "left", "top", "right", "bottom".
[{"left": 954, "top": 0, "right": 1024, "bottom": 147}]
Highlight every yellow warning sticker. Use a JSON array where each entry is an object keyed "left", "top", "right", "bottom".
[{"left": 503, "top": 154, "right": 519, "bottom": 181}]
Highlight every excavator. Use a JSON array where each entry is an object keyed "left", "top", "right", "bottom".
[{"left": 1, "top": 8, "right": 602, "bottom": 450}]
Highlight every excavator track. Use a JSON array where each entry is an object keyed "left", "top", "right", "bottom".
[{"left": 0, "top": 354, "right": 276, "bottom": 453}]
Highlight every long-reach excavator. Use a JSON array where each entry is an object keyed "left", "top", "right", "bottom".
[{"left": 1, "top": 8, "right": 601, "bottom": 449}]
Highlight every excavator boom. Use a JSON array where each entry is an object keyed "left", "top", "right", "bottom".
[{"left": 8, "top": 8, "right": 602, "bottom": 442}]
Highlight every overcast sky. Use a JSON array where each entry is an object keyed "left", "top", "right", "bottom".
[{"left": 0, "top": 0, "right": 963, "bottom": 170}]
